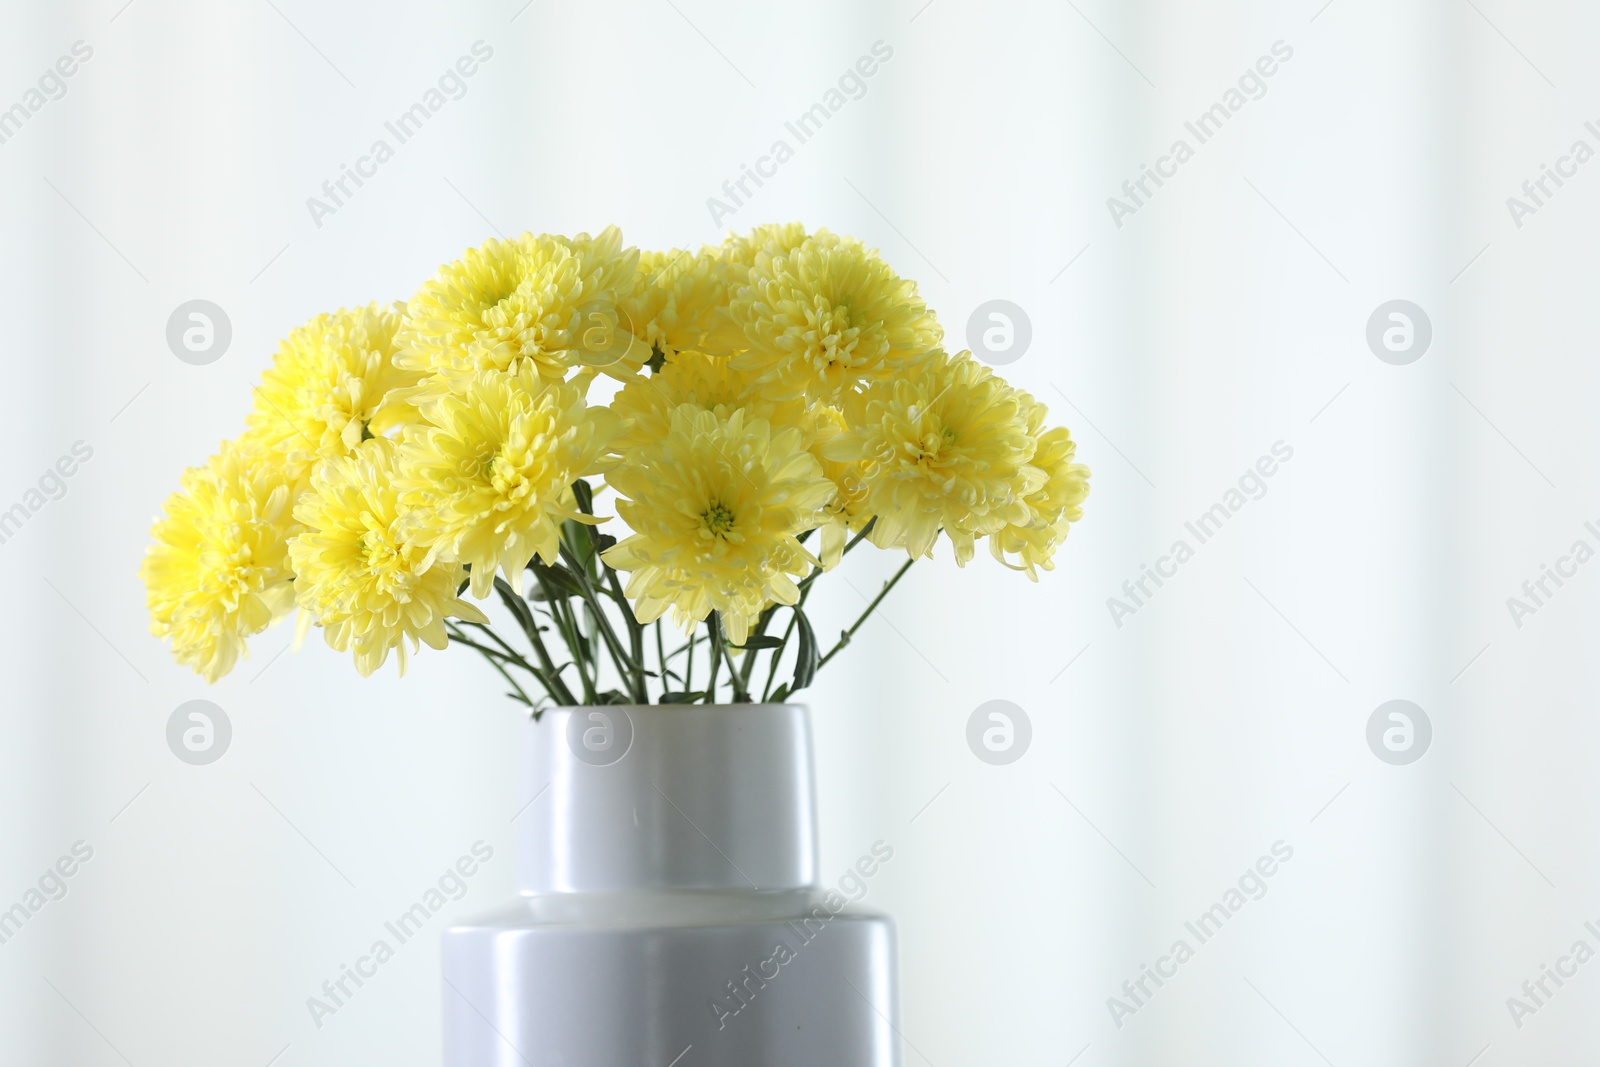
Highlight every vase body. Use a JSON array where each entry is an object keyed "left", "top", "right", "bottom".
[{"left": 441, "top": 704, "right": 900, "bottom": 1066}]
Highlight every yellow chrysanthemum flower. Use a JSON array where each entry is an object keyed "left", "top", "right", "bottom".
[
  {"left": 242, "top": 302, "right": 419, "bottom": 481},
  {"left": 396, "top": 366, "right": 621, "bottom": 598},
  {"left": 618, "top": 246, "right": 731, "bottom": 362},
  {"left": 988, "top": 407, "right": 1090, "bottom": 577},
  {"left": 603, "top": 406, "right": 836, "bottom": 644},
  {"left": 140, "top": 440, "right": 299, "bottom": 682},
  {"left": 824, "top": 350, "right": 1044, "bottom": 563},
  {"left": 720, "top": 221, "right": 810, "bottom": 269},
  {"left": 723, "top": 229, "right": 943, "bottom": 401},
  {"left": 396, "top": 226, "right": 649, "bottom": 391},
  {"left": 290, "top": 437, "right": 487, "bottom": 677},
  {"left": 607, "top": 350, "right": 804, "bottom": 452},
  {"left": 805, "top": 405, "right": 872, "bottom": 569}
]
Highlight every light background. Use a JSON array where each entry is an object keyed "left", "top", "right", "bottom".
[{"left": 1, "top": 0, "right": 1595, "bottom": 1063}]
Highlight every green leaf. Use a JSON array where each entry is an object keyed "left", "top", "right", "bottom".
[
  {"left": 571, "top": 478, "right": 595, "bottom": 515},
  {"left": 584, "top": 605, "right": 603, "bottom": 662},
  {"left": 529, "top": 561, "right": 585, "bottom": 600},
  {"left": 495, "top": 577, "right": 540, "bottom": 633},
  {"left": 769, "top": 683, "right": 790, "bottom": 704},
  {"left": 790, "top": 608, "right": 818, "bottom": 694},
  {"left": 660, "top": 691, "right": 706, "bottom": 704},
  {"left": 561, "top": 518, "right": 597, "bottom": 575},
  {"left": 733, "top": 635, "right": 785, "bottom": 651}
]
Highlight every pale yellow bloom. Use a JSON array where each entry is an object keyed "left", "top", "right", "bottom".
[
  {"left": 603, "top": 406, "right": 835, "bottom": 644},
  {"left": 290, "top": 438, "right": 487, "bottom": 677},
  {"left": 805, "top": 405, "right": 871, "bottom": 568},
  {"left": 618, "top": 247, "right": 731, "bottom": 361},
  {"left": 720, "top": 222, "right": 810, "bottom": 269},
  {"left": 242, "top": 303, "right": 420, "bottom": 481},
  {"left": 607, "top": 350, "right": 803, "bottom": 452},
  {"left": 723, "top": 229, "right": 942, "bottom": 400},
  {"left": 396, "top": 226, "right": 649, "bottom": 391},
  {"left": 396, "top": 366, "right": 621, "bottom": 598},
  {"left": 988, "top": 417, "right": 1090, "bottom": 578},
  {"left": 824, "top": 350, "right": 1044, "bottom": 563},
  {"left": 140, "top": 440, "right": 299, "bottom": 682}
]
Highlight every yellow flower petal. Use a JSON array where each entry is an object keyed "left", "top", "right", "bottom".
[
  {"left": 140, "top": 440, "right": 300, "bottom": 682},
  {"left": 603, "top": 405, "right": 835, "bottom": 640},
  {"left": 289, "top": 437, "right": 486, "bottom": 677}
]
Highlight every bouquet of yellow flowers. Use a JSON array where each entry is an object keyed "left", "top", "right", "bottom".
[{"left": 140, "top": 224, "right": 1089, "bottom": 708}]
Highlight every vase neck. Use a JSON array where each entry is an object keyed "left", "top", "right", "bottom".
[{"left": 517, "top": 704, "right": 819, "bottom": 895}]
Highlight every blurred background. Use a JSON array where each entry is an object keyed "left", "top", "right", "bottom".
[{"left": 2, "top": 0, "right": 1596, "bottom": 1063}]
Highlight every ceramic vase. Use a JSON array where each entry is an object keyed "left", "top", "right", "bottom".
[{"left": 441, "top": 703, "right": 900, "bottom": 1066}]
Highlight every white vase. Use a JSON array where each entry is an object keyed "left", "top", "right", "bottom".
[{"left": 441, "top": 703, "right": 901, "bottom": 1066}]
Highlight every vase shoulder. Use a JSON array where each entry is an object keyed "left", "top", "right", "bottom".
[{"left": 450, "top": 887, "right": 895, "bottom": 930}]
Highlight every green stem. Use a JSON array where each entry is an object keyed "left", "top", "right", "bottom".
[
  {"left": 703, "top": 616, "right": 722, "bottom": 703},
  {"left": 458, "top": 619, "right": 533, "bottom": 669},
  {"left": 739, "top": 603, "right": 780, "bottom": 690},
  {"left": 608, "top": 566, "right": 648, "bottom": 701},
  {"left": 817, "top": 558, "right": 915, "bottom": 670},
  {"left": 655, "top": 620, "right": 670, "bottom": 694},
  {"left": 741, "top": 519, "right": 878, "bottom": 697},
  {"left": 532, "top": 569, "right": 596, "bottom": 703},
  {"left": 558, "top": 544, "right": 645, "bottom": 702},
  {"left": 494, "top": 577, "right": 577, "bottom": 706},
  {"left": 456, "top": 622, "right": 541, "bottom": 676},
  {"left": 684, "top": 626, "right": 696, "bottom": 693},
  {"left": 760, "top": 611, "right": 799, "bottom": 702},
  {"left": 716, "top": 617, "right": 752, "bottom": 703},
  {"left": 447, "top": 624, "right": 537, "bottom": 708}
]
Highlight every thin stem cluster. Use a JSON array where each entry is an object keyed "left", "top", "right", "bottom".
[{"left": 444, "top": 480, "right": 912, "bottom": 712}]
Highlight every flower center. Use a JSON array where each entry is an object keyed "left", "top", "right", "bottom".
[
  {"left": 702, "top": 501, "right": 736, "bottom": 537},
  {"left": 358, "top": 529, "right": 399, "bottom": 570},
  {"left": 813, "top": 302, "right": 859, "bottom": 366},
  {"left": 462, "top": 445, "right": 497, "bottom": 481},
  {"left": 915, "top": 424, "right": 957, "bottom": 462},
  {"left": 487, "top": 451, "right": 522, "bottom": 494}
]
